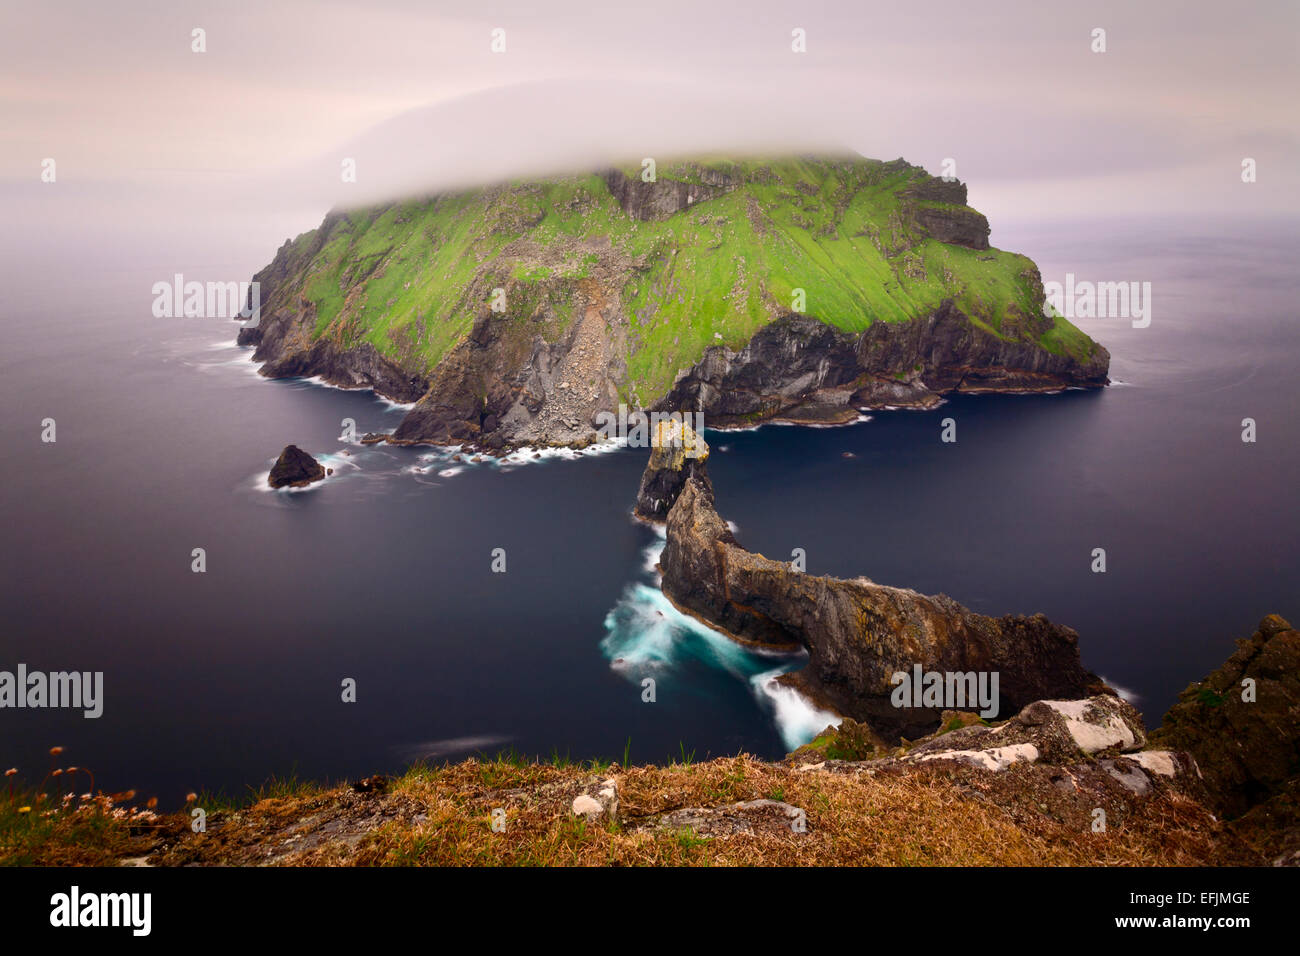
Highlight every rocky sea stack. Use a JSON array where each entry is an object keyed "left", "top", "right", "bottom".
[
  {"left": 239, "top": 155, "right": 1109, "bottom": 451},
  {"left": 268, "top": 444, "right": 327, "bottom": 488},
  {"left": 634, "top": 419, "right": 711, "bottom": 521}
]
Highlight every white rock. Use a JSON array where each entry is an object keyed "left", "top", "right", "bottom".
[
  {"left": 1129, "top": 751, "right": 1178, "bottom": 777},
  {"left": 916, "top": 743, "right": 1040, "bottom": 771},
  {"left": 572, "top": 795, "right": 603, "bottom": 818},
  {"left": 1103, "top": 760, "right": 1152, "bottom": 795},
  {"left": 1043, "top": 700, "right": 1138, "bottom": 753}
]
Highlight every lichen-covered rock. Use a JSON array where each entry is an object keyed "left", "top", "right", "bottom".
[
  {"left": 1150, "top": 614, "right": 1300, "bottom": 818},
  {"left": 633, "top": 419, "right": 710, "bottom": 521},
  {"left": 904, "top": 696, "right": 1145, "bottom": 767},
  {"left": 570, "top": 777, "right": 619, "bottom": 824},
  {"left": 638, "top": 799, "right": 807, "bottom": 838}
]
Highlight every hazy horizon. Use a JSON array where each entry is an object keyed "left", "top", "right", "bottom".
[{"left": 2, "top": 0, "right": 1295, "bottom": 263}]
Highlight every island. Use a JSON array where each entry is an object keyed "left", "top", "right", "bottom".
[{"left": 238, "top": 155, "right": 1109, "bottom": 452}]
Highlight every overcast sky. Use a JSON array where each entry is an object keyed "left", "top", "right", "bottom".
[{"left": 2, "top": 0, "right": 1295, "bottom": 254}]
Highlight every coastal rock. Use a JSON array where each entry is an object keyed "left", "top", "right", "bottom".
[
  {"left": 904, "top": 695, "right": 1146, "bottom": 766},
  {"left": 267, "top": 444, "right": 326, "bottom": 488},
  {"left": 633, "top": 419, "right": 711, "bottom": 521},
  {"left": 1148, "top": 614, "right": 1300, "bottom": 864},
  {"left": 658, "top": 303, "right": 1109, "bottom": 428},
  {"left": 657, "top": 469, "right": 1107, "bottom": 741},
  {"left": 1150, "top": 614, "right": 1300, "bottom": 817}
]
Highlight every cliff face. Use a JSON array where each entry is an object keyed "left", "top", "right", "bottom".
[
  {"left": 657, "top": 470, "right": 1106, "bottom": 740},
  {"left": 657, "top": 301, "right": 1109, "bottom": 425},
  {"left": 239, "top": 155, "right": 1108, "bottom": 450},
  {"left": 1149, "top": 614, "right": 1300, "bottom": 863}
]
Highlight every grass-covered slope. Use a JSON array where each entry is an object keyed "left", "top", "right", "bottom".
[{"left": 242, "top": 154, "right": 1107, "bottom": 446}]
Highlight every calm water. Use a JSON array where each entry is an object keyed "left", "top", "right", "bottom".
[{"left": 2, "top": 218, "right": 1296, "bottom": 807}]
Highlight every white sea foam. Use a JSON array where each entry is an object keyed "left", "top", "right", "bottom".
[
  {"left": 878, "top": 398, "right": 948, "bottom": 411},
  {"left": 1099, "top": 675, "right": 1141, "bottom": 704},
  {"left": 293, "top": 374, "right": 417, "bottom": 411},
  {"left": 250, "top": 470, "right": 326, "bottom": 495},
  {"left": 401, "top": 435, "right": 627, "bottom": 480},
  {"left": 246, "top": 447, "right": 359, "bottom": 495},
  {"left": 601, "top": 539, "right": 827, "bottom": 749},
  {"left": 750, "top": 669, "right": 842, "bottom": 751},
  {"left": 641, "top": 536, "right": 665, "bottom": 575}
]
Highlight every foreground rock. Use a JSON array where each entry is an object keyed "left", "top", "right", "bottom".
[
  {"left": 658, "top": 469, "right": 1106, "bottom": 740},
  {"left": 1149, "top": 614, "right": 1300, "bottom": 865},
  {"left": 267, "top": 444, "right": 326, "bottom": 488}
]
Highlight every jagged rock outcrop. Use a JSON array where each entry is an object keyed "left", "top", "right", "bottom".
[
  {"left": 267, "top": 444, "right": 326, "bottom": 488},
  {"left": 602, "top": 167, "right": 737, "bottom": 221},
  {"left": 656, "top": 465, "right": 1107, "bottom": 740},
  {"left": 1149, "top": 614, "right": 1300, "bottom": 864},
  {"left": 786, "top": 694, "right": 1214, "bottom": 844},
  {"left": 633, "top": 419, "right": 711, "bottom": 521},
  {"left": 900, "top": 176, "right": 990, "bottom": 250},
  {"left": 904, "top": 695, "right": 1148, "bottom": 767}
]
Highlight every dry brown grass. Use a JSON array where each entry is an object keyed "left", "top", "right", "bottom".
[
  {"left": 10, "top": 753, "right": 1260, "bottom": 867},
  {"left": 338, "top": 754, "right": 1248, "bottom": 867}
]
